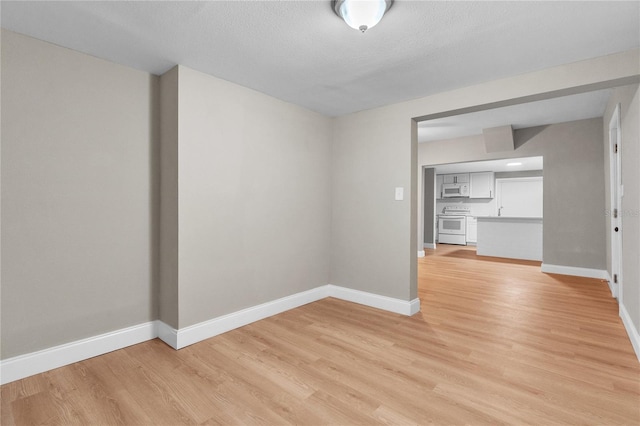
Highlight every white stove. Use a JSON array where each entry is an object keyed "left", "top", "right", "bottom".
[
  {"left": 441, "top": 206, "right": 471, "bottom": 217},
  {"left": 438, "top": 207, "right": 471, "bottom": 245}
]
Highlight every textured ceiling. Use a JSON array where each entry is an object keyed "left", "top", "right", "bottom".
[
  {"left": 2, "top": 1, "right": 639, "bottom": 118},
  {"left": 418, "top": 89, "right": 613, "bottom": 143}
]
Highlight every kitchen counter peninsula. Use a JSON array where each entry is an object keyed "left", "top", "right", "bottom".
[{"left": 476, "top": 216, "right": 542, "bottom": 261}]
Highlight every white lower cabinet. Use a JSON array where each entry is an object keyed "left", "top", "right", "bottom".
[{"left": 466, "top": 216, "right": 477, "bottom": 244}]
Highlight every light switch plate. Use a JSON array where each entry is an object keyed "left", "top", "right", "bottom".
[{"left": 395, "top": 187, "right": 404, "bottom": 201}]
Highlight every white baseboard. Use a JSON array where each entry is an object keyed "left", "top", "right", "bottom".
[
  {"left": 156, "top": 320, "right": 179, "bottom": 349},
  {"left": 1, "top": 285, "right": 421, "bottom": 383},
  {"left": 327, "top": 284, "right": 420, "bottom": 316},
  {"left": 620, "top": 303, "right": 640, "bottom": 362},
  {"left": 162, "top": 284, "right": 419, "bottom": 349},
  {"left": 541, "top": 263, "right": 609, "bottom": 280},
  {"left": 423, "top": 243, "right": 436, "bottom": 249},
  {"left": 408, "top": 298, "right": 421, "bottom": 315},
  {"left": 605, "top": 272, "right": 618, "bottom": 299},
  {"left": 417, "top": 250, "right": 425, "bottom": 258},
  {"left": 163, "top": 286, "right": 329, "bottom": 349},
  {"left": 0, "top": 321, "right": 157, "bottom": 385}
]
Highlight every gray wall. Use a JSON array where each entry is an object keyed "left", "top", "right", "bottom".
[
  {"left": 1, "top": 31, "right": 332, "bottom": 356},
  {"left": 159, "top": 66, "right": 180, "bottom": 329},
  {"left": 1, "top": 30, "right": 159, "bottom": 358},
  {"left": 332, "top": 115, "right": 416, "bottom": 300},
  {"left": 423, "top": 168, "right": 435, "bottom": 245},
  {"left": 1, "top": 28, "right": 638, "bottom": 360},
  {"left": 332, "top": 48, "right": 638, "bottom": 305},
  {"left": 420, "top": 119, "right": 606, "bottom": 269},
  {"left": 603, "top": 84, "right": 640, "bottom": 334},
  {"left": 172, "top": 66, "right": 332, "bottom": 328}
]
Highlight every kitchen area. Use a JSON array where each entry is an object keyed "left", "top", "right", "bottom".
[{"left": 426, "top": 157, "right": 543, "bottom": 261}]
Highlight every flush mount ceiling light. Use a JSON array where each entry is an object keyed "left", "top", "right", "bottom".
[{"left": 332, "top": 0, "right": 394, "bottom": 33}]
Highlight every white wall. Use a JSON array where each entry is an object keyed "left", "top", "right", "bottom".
[{"left": 1, "top": 30, "right": 159, "bottom": 358}]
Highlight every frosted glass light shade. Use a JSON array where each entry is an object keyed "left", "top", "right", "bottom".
[{"left": 333, "top": 0, "right": 393, "bottom": 33}]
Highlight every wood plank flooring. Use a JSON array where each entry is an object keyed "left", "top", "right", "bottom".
[{"left": 2, "top": 244, "right": 639, "bottom": 425}]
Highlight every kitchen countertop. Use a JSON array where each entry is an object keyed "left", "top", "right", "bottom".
[{"left": 476, "top": 216, "right": 542, "bottom": 221}]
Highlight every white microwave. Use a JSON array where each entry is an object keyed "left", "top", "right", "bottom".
[{"left": 442, "top": 183, "right": 469, "bottom": 198}]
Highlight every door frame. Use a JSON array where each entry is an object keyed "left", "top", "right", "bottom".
[{"left": 608, "top": 103, "right": 622, "bottom": 300}]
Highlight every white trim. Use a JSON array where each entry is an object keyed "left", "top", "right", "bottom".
[
  {"left": 327, "top": 284, "right": 420, "bottom": 316},
  {"left": 605, "top": 272, "right": 619, "bottom": 299},
  {"left": 170, "top": 286, "right": 329, "bottom": 349},
  {"left": 0, "top": 321, "right": 157, "bottom": 385},
  {"left": 156, "top": 320, "right": 179, "bottom": 349},
  {"left": 423, "top": 243, "right": 436, "bottom": 249},
  {"left": 620, "top": 303, "right": 640, "bottom": 362},
  {"left": 167, "top": 285, "right": 420, "bottom": 349},
  {"left": 541, "top": 263, "right": 609, "bottom": 280},
  {"left": 408, "top": 298, "right": 421, "bottom": 315},
  {"left": 609, "top": 103, "right": 623, "bottom": 305},
  {"left": 417, "top": 250, "right": 425, "bottom": 257},
  {"left": 1, "top": 285, "right": 421, "bottom": 383}
]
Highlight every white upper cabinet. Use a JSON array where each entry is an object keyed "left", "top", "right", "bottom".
[
  {"left": 469, "top": 171, "right": 494, "bottom": 198},
  {"left": 436, "top": 174, "right": 444, "bottom": 199},
  {"left": 443, "top": 173, "right": 469, "bottom": 184},
  {"left": 454, "top": 173, "right": 469, "bottom": 183}
]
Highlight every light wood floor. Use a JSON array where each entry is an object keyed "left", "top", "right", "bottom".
[{"left": 2, "top": 245, "right": 639, "bottom": 425}]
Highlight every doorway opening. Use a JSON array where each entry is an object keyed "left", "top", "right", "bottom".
[
  {"left": 415, "top": 88, "right": 614, "bottom": 269},
  {"left": 423, "top": 156, "right": 543, "bottom": 262}
]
